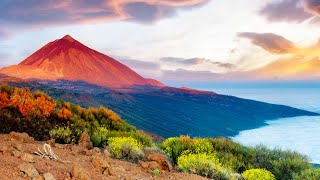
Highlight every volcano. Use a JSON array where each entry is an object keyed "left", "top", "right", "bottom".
[{"left": 0, "top": 35, "right": 164, "bottom": 88}]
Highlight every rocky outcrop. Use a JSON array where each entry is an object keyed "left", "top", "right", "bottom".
[
  {"left": 78, "top": 131, "right": 93, "bottom": 150},
  {"left": 9, "top": 132, "right": 34, "bottom": 142},
  {"left": 18, "top": 163, "right": 39, "bottom": 178}
]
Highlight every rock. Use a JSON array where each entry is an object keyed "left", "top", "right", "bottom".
[
  {"left": 63, "top": 172, "right": 72, "bottom": 179},
  {"left": 72, "top": 164, "right": 90, "bottom": 180},
  {"left": 54, "top": 144, "right": 65, "bottom": 149},
  {"left": 9, "top": 132, "right": 34, "bottom": 142},
  {"left": 46, "top": 139, "right": 55, "bottom": 147},
  {"left": 92, "top": 155, "right": 109, "bottom": 173},
  {"left": 43, "top": 172, "right": 56, "bottom": 180},
  {"left": 34, "top": 176, "right": 44, "bottom": 180},
  {"left": 92, "top": 147, "right": 101, "bottom": 154},
  {"left": 80, "top": 149, "right": 93, "bottom": 156},
  {"left": 12, "top": 150, "right": 22, "bottom": 158},
  {"left": 13, "top": 144, "right": 23, "bottom": 151},
  {"left": 103, "top": 148, "right": 111, "bottom": 157},
  {"left": 18, "top": 163, "right": 39, "bottom": 178},
  {"left": 78, "top": 131, "right": 93, "bottom": 150},
  {"left": 21, "top": 153, "right": 35, "bottom": 163},
  {"left": 139, "top": 161, "right": 159, "bottom": 171},
  {"left": 147, "top": 153, "right": 172, "bottom": 172},
  {"left": 103, "top": 166, "right": 126, "bottom": 176},
  {"left": 0, "top": 145, "right": 10, "bottom": 156},
  {"left": 68, "top": 145, "right": 80, "bottom": 154}
]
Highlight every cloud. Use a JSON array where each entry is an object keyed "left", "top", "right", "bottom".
[
  {"left": 0, "top": 29, "right": 12, "bottom": 40},
  {"left": 0, "top": 52, "right": 13, "bottom": 67},
  {"left": 115, "top": 56, "right": 162, "bottom": 78},
  {"left": 160, "top": 57, "right": 235, "bottom": 69},
  {"left": 259, "top": 0, "right": 320, "bottom": 23},
  {"left": 0, "top": 0, "right": 208, "bottom": 28},
  {"left": 117, "top": 56, "right": 161, "bottom": 70},
  {"left": 159, "top": 68, "right": 222, "bottom": 81},
  {"left": 237, "top": 32, "right": 298, "bottom": 54},
  {"left": 259, "top": 0, "right": 312, "bottom": 23},
  {"left": 302, "top": 0, "right": 320, "bottom": 16}
]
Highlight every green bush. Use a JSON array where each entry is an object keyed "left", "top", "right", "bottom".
[
  {"left": 252, "top": 145, "right": 311, "bottom": 180},
  {"left": 242, "top": 169, "right": 275, "bottom": 180},
  {"left": 108, "top": 137, "right": 145, "bottom": 162},
  {"left": 209, "top": 138, "right": 253, "bottom": 172},
  {"left": 293, "top": 168, "right": 320, "bottom": 180},
  {"left": 177, "top": 153, "right": 221, "bottom": 177},
  {"left": 162, "top": 136, "right": 213, "bottom": 163},
  {"left": 90, "top": 128, "right": 152, "bottom": 147},
  {"left": 151, "top": 169, "right": 161, "bottom": 176}
]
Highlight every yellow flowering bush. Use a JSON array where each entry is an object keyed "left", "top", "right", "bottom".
[
  {"left": 108, "top": 137, "right": 144, "bottom": 162},
  {"left": 162, "top": 136, "right": 214, "bottom": 163},
  {"left": 178, "top": 153, "right": 221, "bottom": 177},
  {"left": 242, "top": 169, "right": 276, "bottom": 180}
]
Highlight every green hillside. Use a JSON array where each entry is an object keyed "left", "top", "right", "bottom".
[{"left": 2, "top": 79, "right": 318, "bottom": 138}]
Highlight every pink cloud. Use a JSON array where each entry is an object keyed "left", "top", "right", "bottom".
[{"left": 0, "top": 0, "right": 209, "bottom": 27}]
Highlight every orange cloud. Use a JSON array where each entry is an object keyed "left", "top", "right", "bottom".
[{"left": 238, "top": 32, "right": 298, "bottom": 54}]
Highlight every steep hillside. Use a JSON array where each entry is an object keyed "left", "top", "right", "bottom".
[{"left": 1, "top": 79, "right": 318, "bottom": 138}]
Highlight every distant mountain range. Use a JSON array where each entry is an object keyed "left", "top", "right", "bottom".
[{"left": 0, "top": 35, "right": 318, "bottom": 138}]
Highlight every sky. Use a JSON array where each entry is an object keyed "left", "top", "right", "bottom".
[{"left": 0, "top": 0, "right": 320, "bottom": 86}]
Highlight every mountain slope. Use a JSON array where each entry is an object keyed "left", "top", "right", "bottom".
[
  {"left": 0, "top": 35, "right": 161, "bottom": 89},
  {"left": 1, "top": 78, "right": 318, "bottom": 138}
]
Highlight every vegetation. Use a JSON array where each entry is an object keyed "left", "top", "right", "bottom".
[
  {"left": 162, "top": 135, "right": 213, "bottom": 163},
  {"left": 151, "top": 169, "right": 161, "bottom": 176},
  {"left": 242, "top": 169, "right": 275, "bottom": 180},
  {"left": 177, "top": 153, "right": 221, "bottom": 177},
  {"left": 0, "top": 84, "right": 151, "bottom": 146},
  {"left": 1, "top": 84, "right": 319, "bottom": 180},
  {"left": 108, "top": 137, "right": 145, "bottom": 162},
  {"left": 162, "top": 135, "right": 315, "bottom": 180},
  {"left": 293, "top": 168, "right": 320, "bottom": 180}
]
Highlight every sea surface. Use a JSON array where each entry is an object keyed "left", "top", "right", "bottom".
[{"left": 210, "top": 88, "right": 320, "bottom": 163}]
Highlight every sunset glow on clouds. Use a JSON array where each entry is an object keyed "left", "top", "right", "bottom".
[{"left": 0, "top": 0, "right": 320, "bottom": 84}]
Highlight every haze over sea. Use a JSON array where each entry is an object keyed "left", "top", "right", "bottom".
[{"left": 205, "top": 87, "right": 320, "bottom": 163}]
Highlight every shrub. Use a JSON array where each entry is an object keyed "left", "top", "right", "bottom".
[
  {"left": 108, "top": 137, "right": 145, "bottom": 162},
  {"left": 293, "top": 168, "right": 320, "bottom": 180},
  {"left": 177, "top": 153, "right": 221, "bottom": 177},
  {"left": 90, "top": 128, "right": 152, "bottom": 147},
  {"left": 90, "top": 127, "right": 109, "bottom": 147},
  {"left": 209, "top": 138, "right": 253, "bottom": 173},
  {"left": 242, "top": 169, "right": 275, "bottom": 180},
  {"left": 151, "top": 169, "right": 161, "bottom": 176},
  {"left": 162, "top": 136, "right": 213, "bottom": 163},
  {"left": 214, "top": 169, "right": 243, "bottom": 180},
  {"left": 49, "top": 126, "right": 82, "bottom": 144},
  {"left": 252, "top": 145, "right": 311, "bottom": 180}
]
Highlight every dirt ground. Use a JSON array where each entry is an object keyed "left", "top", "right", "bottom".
[{"left": 0, "top": 132, "right": 208, "bottom": 180}]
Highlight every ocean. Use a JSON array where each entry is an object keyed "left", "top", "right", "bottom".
[{"left": 210, "top": 88, "right": 320, "bottom": 163}]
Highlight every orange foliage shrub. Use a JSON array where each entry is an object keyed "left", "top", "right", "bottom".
[
  {"left": 0, "top": 91, "right": 10, "bottom": 109},
  {"left": 58, "top": 107, "right": 72, "bottom": 120},
  {"left": 10, "top": 88, "right": 35, "bottom": 116},
  {"left": 2, "top": 88, "right": 55, "bottom": 117},
  {"left": 35, "top": 96, "right": 55, "bottom": 117}
]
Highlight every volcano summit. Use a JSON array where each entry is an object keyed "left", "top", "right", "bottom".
[{"left": 0, "top": 35, "right": 164, "bottom": 89}]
